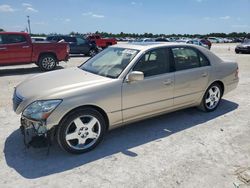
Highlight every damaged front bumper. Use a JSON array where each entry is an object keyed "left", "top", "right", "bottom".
[{"left": 20, "top": 116, "right": 53, "bottom": 148}]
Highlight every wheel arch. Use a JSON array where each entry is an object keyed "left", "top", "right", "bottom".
[
  {"left": 58, "top": 105, "right": 110, "bottom": 131},
  {"left": 38, "top": 52, "right": 58, "bottom": 62},
  {"left": 206, "top": 80, "right": 225, "bottom": 97}
]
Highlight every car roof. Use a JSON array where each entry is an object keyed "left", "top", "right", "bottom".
[
  {"left": 112, "top": 42, "right": 198, "bottom": 51},
  {"left": 0, "top": 32, "right": 29, "bottom": 35}
]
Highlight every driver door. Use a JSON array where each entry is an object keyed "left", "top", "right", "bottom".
[{"left": 122, "top": 48, "right": 174, "bottom": 122}]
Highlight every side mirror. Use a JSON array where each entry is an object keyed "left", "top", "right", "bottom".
[{"left": 126, "top": 71, "right": 144, "bottom": 82}]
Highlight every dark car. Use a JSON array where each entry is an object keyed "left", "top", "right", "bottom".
[
  {"left": 46, "top": 35, "right": 98, "bottom": 56},
  {"left": 235, "top": 39, "right": 250, "bottom": 54},
  {"left": 200, "top": 38, "right": 212, "bottom": 49},
  {"left": 155, "top": 37, "right": 169, "bottom": 42}
]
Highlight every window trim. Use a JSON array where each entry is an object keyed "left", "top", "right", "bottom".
[
  {"left": 129, "top": 47, "right": 174, "bottom": 79},
  {"left": 170, "top": 46, "right": 211, "bottom": 72}
]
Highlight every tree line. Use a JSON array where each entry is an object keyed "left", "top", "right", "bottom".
[{"left": 1, "top": 28, "right": 249, "bottom": 38}]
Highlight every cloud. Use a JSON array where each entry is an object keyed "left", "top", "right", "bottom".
[
  {"left": 82, "top": 12, "right": 104, "bottom": 18},
  {"left": 220, "top": 16, "right": 230, "bottom": 20},
  {"left": 22, "top": 3, "right": 32, "bottom": 7},
  {"left": 26, "top": 7, "right": 38, "bottom": 12},
  {"left": 195, "top": 0, "right": 204, "bottom": 2},
  {"left": 22, "top": 3, "right": 38, "bottom": 13},
  {"left": 131, "top": 2, "right": 136, "bottom": 5},
  {"left": 65, "top": 18, "right": 71, "bottom": 22},
  {"left": 92, "top": 14, "right": 104, "bottom": 18},
  {"left": 0, "top": 4, "right": 15, "bottom": 12}
]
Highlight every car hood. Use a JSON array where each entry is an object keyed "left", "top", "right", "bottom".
[
  {"left": 237, "top": 43, "right": 250, "bottom": 48},
  {"left": 16, "top": 67, "right": 111, "bottom": 100}
]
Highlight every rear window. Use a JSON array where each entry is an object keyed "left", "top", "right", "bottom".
[{"left": 4, "top": 34, "right": 26, "bottom": 44}]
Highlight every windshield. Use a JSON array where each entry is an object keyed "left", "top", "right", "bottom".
[
  {"left": 243, "top": 38, "right": 250, "bottom": 44},
  {"left": 80, "top": 47, "right": 139, "bottom": 78}
]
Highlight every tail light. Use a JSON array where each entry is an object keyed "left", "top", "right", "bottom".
[{"left": 66, "top": 45, "right": 70, "bottom": 53}]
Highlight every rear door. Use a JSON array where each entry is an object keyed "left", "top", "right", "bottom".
[
  {"left": 0, "top": 34, "right": 8, "bottom": 64},
  {"left": 171, "top": 46, "right": 211, "bottom": 106},
  {"left": 0, "top": 33, "right": 32, "bottom": 65},
  {"left": 75, "top": 37, "right": 90, "bottom": 54}
]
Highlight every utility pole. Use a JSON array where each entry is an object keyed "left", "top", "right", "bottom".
[{"left": 27, "top": 16, "right": 31, "bottom": 34}]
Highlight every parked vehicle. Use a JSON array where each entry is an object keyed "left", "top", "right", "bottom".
[
  {"left": 200, "top": 38, "right": 212, "bottom": 49},
  {"left": 208, "top": 37, "right": 220, "bottom": 43},
  {"left": 31, "top": 36, "right": 46, "bottom": 42},
  {"left": 13, "top": 43, "right": 239, "bottom": 154},
  {"left": 186, "top": 39, "right": 209, "bottom": 49},
  {"left": 0, "top": 32, "right": 69, "bottom": 71},
  {"left": 235, "top": 39, "right": 250, "bottom": 54},
  {"left": 155, "top": 37, "right": 169, "bottom": 42},
  {"left": 85, "top": 34, "right": 117, "bottom": 49},
  {"left": 46, "top": 35, "right": 98, "bottom": 56}
]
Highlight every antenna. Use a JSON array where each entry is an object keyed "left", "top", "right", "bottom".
[{"left": 27, "top": 16, "right": 31, "bottom": 34}]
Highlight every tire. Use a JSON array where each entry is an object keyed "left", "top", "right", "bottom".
[
  {"left": 56, "top": 108, "right": 106, "bottom": 154},
  {"left": 199, "top": 83, "right": 222, "bottom": 112},
  {"left": 38, "top": 54, "right": 57, "bottom": 71},
  {"left": 88, "top": 49, "right": 97, "bottom": 57}
]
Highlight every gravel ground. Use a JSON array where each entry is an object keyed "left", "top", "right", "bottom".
[{"left": 0, "top": 43, "right": 250, "bottom": 188}]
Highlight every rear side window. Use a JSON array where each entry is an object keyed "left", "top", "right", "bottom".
[
  {"left": 133, "top": 48, "right": 170, "bottom": 77},
  {"left": 76, "top": 37, "right": 87, "bottom": 45},
  {"left": 171, "top": 47, "right": 209, "bottom": 71},
  {"left": 5, "top": 34, "right": 26, "bottom": 44},
  {"left": 63, "top": 36, "right": 76, "bottom": 43}
]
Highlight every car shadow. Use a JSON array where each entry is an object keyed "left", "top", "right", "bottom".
[
  {"left": 4, "top": 99, "right": 238, "bottom": 179},
  {"left": 0, "top": 66, "right": 64, "bottom": 77}
]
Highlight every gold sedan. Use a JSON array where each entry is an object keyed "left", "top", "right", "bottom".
[{"left": 13, "top": 43, "right": 239, "bottom": 154}]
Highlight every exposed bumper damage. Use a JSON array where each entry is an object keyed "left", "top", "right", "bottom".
[{"left": 20, "top": 116, "right": 54, "bottom": 152}]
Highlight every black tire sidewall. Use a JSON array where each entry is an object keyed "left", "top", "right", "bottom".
[
  {"left": 38, "top": 55, "right": 57, "bottom": 71},
  {"left": 56, "top": 108, "right": 106, "bottom": 154},
  {"left": 202, "top": 83, "right": 222, "bottom": 112},
  {"left": 88, "top": 49, "right": 96, "bottom": 57}
]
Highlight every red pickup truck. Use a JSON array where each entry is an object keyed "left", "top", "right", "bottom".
[
  {"left": 0, "top": 32, "right": 69, "bottom": 71},
  {"left": 85, "top": 34, "right": 117, "bottom": 49}
]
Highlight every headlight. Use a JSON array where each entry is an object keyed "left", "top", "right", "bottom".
[{"left": 23, "top": 100, "right": 62, "bottom": 120}]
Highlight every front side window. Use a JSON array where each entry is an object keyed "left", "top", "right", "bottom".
[
  {"left": 81, "top": 47, "right": 139, "bottom": 78},
  {"left": 6, "top": 34, "right": 26, "bottom": 44},
  {"left": 133, "top": 48, "right": 170, "bottom": 77}
]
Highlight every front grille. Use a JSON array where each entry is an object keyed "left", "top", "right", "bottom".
[{"left": 13, "top": 89, "right": 23, "bottom": 112}]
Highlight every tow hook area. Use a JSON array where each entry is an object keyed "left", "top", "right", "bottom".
[{"left": 20, "top": 117, "right": 54, "bottom": 154}]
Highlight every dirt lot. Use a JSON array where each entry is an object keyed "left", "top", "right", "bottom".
[{"left": 0, "top": 43, "right": 250, "bottom": 188}]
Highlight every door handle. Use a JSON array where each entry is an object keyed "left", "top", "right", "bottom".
[
  {"left": 22, "top": 46, "right": 30, "bottom": 48},
  {"left": 0, "top": 47, "right": 7, "bottom": 50},
  {"left": 163, "top": 79, "right": 173, "bottom": 86},
  {"left": 202, "top": 72, "right": 208, "bottom": 77}
]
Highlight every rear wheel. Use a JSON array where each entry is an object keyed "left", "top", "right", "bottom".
[
  {"left": 56, "top": 108, "right": 106, "bottom": 154},
  {"left": 88, "top": 49, "right": 97, "bottom": 57},
  {"left": 199, "top": 83, "right": 222, "bottom": 112},
  {"left": 38, "top": 54, "right": 57, "bottom": 71}
]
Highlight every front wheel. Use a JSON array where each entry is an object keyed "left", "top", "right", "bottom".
[
  {"left": 56, "top": 108, "right": 106, "bottom": 154},
  {"left": 199, "top": 83, "right": 222, "bottom": 112},
  {"left": 38, "top": 54, "right": 57, "bottom": 71}
]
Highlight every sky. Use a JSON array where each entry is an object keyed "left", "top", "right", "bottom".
[{"left": 0, "top": 0, "right": 250, "bottom": 35}]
